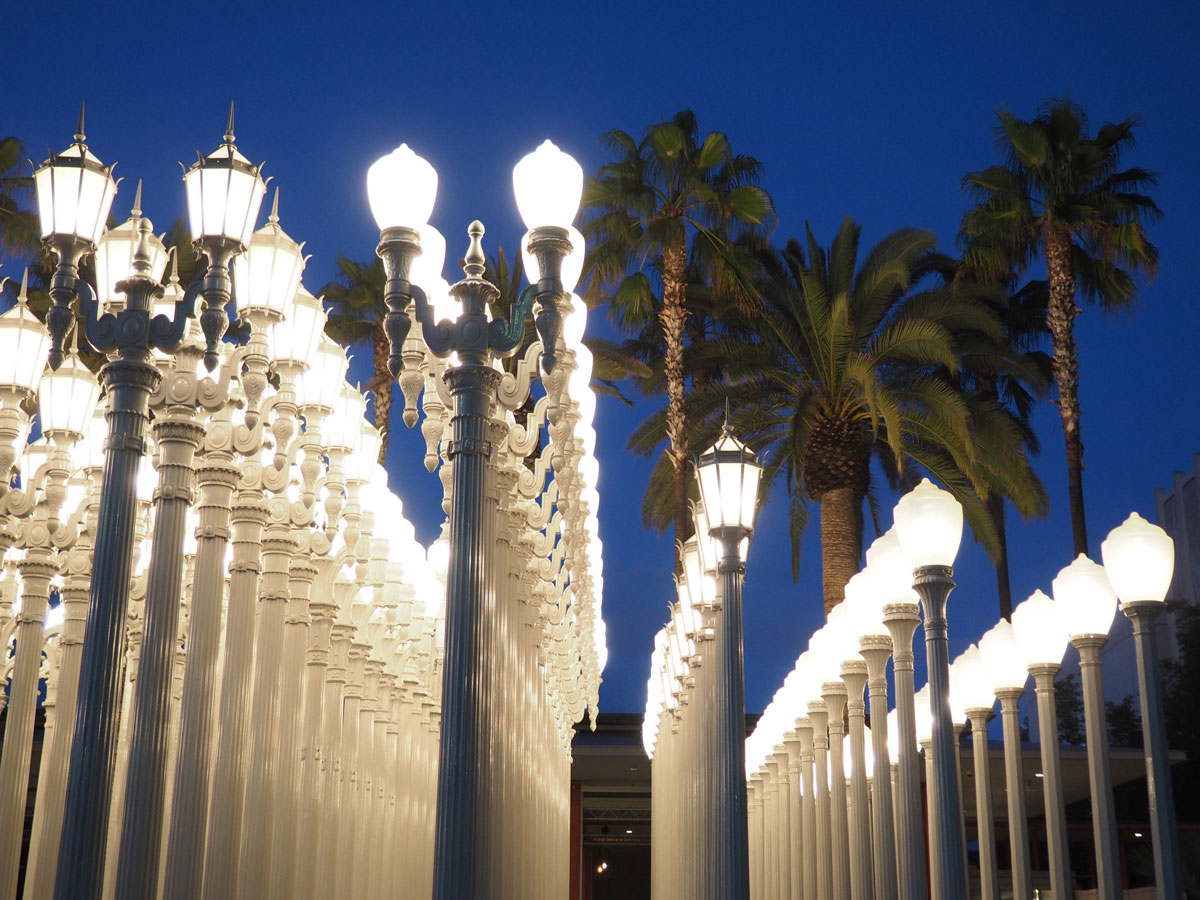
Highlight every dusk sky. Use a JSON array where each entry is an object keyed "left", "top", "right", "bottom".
[{"left": 4, "top": 0, "right": 1198, "bottom": 715}]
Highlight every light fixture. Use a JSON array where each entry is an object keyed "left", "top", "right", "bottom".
[
  {"left": 893, "top": 478, "right": 963, "bottom": 568},
  {"left": 1053, "top": 553, "right": 1119, "bottom": 639},
  {"left": 696, "top": 424, "right": 762, "bottom": 538},
  {"left": 38, "top": 356, "right": 101, "bottom": 440},
  {"left": 512, "top": 140, "right": 584, "bottom": 230},
  {"left": 367, "top": 144, "right": 438, "bottom": 231},
  {"left": 1101, "top": 513, "right": 1174, "bottom": 606},
  {"left": 33, "top": 107, "right": 117, "bottom": 247},
  {"left": 94, "top": 182, "right": 169, "bottom": 310},
  {"left": 1010, "top": 590, "right": 1070, "bottom": 669},
  {"left": 234, "top": 190, "right": 306, "bottom": 321},
  {"left": 183, "top": 112, "right": 267, "bottom": 248}
]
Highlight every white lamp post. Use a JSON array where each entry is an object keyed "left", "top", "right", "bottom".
[
  {"left": 954, "top": 644, "right": 999, "bottom": 900},
  {"left": 1053, "top": 553, "right": 1123, "bottom": 899},
  {"left": 1009, "top": 590, "right": 1073, "bottom": 899},
  {"left": 894, "top": 478, "right": 968, "bottom": 900},
  {"left": 696, "top": 418, "right": 762, "bottom": 900},
  {"left": 1102, "top": 512, "right": 1182, "bottom": 899}
]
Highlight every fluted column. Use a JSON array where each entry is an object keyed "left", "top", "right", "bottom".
[
  {"left": 842, "top": 660, "right": 874, "bottom": 900},
  {"left": 996, "top": 689, "right": 1033, "bottom": 900},
  {"left": 821, "top": 681, "right": 850, "bottom": 900},
  {"left": 808, "top": 701, "right": 831, "bottom": 900},
  {"left": 966, "top": 710, "right": 998, "bottom": 900},
  {"left": 1030, "top": 664, "right": 1071, "bottom": 900},
  {"left": 1073, "top": 636, "right": 1122, "bottom": 900},
  {"left": 883, "top": 602, "right": 927, "bottom": 900},
  {"left": 796, "top": 720, "right": 817, "bottom": 900},
  {"left": 859, "top": 636, "right": 897, "bottom": 900},
  {"left": 783, "top": 733, "right": 803, "bottom": 900}
]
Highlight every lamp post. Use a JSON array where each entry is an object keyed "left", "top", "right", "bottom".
[
  {"left": 1053, "top": 554, "right": 1123, "bottom": 900},
  {"left": 1102, "top": 512, "right": 1182, "bottom": 899},
  {"left": 978, "top": 620, "right": 1034, "bottom": 900},
  {"left": 894, "top": 478, "right": 968, "bottom": 900},
  {"left": 695, "top": 419, "right": 762, "bottom": 900},
  {"left": 1009, "top": 590, "right": 1073, "bottom": 899},
  {"left": 41, "top": 109, "right": 261, "bottom": 899},
  {"left": 955, "top": 645, "right": 1000, "bottom": 900},
  {"left": 368, "top": 139, "right": 581, "bottom": 900}
]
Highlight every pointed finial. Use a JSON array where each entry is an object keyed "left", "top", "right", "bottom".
[
  {"left": 74, "top": 102, "right": 86, "bottom": 144},
  {"left": 224, "top": 101, "right": 236, "bottom": 144},
  {"left": 463, "top": 220, "right": 486, "bottom": 278},
  {"left": 268, "top": 186, "right": 280, "bottom": 224},
  {"left": 168, "top": 247, "right": 180, "bottom": 285},
  {"left": 17, "top": 269, "right": 29, "bottom": 306},
  {"left": 723, "top": 397, "right": 732, "bottom": 433},
  {"left": 131, "top": 179, "right": 143, "bottom": 218}
]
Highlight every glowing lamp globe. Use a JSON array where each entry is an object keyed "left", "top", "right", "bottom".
[
  {"left": 409, "top": 225, "right": 447, "bottom": 292},
  {"left": 1010, "top": 590, "right": 1070, "bottom": 669},
  {"left": 696, "top": 427, "right": 762, "bottom": 534},
  {"left": 977, "top": 621, "right": 1029, "bottom": 691},
  {"left": 346, "top": 423, "right": 382, "bottom": 481},
  {"left": 34, "top": 126, "right": 117, "bottom": 245},
  {"left": 893, "top": 478, "right": 963, "bottom": 568},
  {"left": 184, "top": 128, "right": 266, "bottom": 247},
  {"left": 325, "top": 384, "right": 367, "bottom": 451},
  {"left": 522, "top": 225, "right": 586, "bottom": 291},
  {"left": 913, "top": 686, "right": 933, "bottom": 743},
  {"left": 233, "top": 194, "right": 306, "bottom": 318},
  {"left": 269, "top": 285, "right": 325, "bottom": 365},
  {"left": 1101, "top": 512, "right": 1175, "bottom": 606},
  {"left": 1052, "top": 554, "right": 1119, "bottom": 639},
  {"left": 512, "top": 140, "right": 583, "bottom": 230},
  {"left": 95, "top": 191, "right": 169, "bottom": 309},
  {"left": 864, "top": 530, "right": 919, "bottom": 606},
  {"left": 952, "top": 645, "right": 995, "bottom": 713},
  {"left": 298, "top": 336, "right": 349, "bottom": 411},
  {"left": 0, "top": 279, "right": 51, "bottom": 396},
  {"left": 367, "top": 144, "right": 438, "bottom": 231},
  {"left": 38, "top": 356, "right": 100, "bottom": 439}
]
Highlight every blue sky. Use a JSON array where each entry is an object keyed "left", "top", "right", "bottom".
[{"left": 4, "top": 0, "right": 1198, "bottom": 714}]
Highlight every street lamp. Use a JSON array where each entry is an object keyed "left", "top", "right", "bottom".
[
  {"left": 894, "top": 477, "right": 968, "bottom": 899},
  {"left": 954, "top": 644, "right": 1000, "bottom": 900},
  {"left": 696, "top": 418, "right": 762, "bottom": 900},
  {"left": 1009, "top": 589, "right": 1072, "bottom": 900},
  {"left": 368, "top": 138, "right": 583, "bottom": 900},
  {"left": 1102, "top": 512, "right": 1182, "bottom": 898},
  {"left": 43, "top": 107, "right": 263, "bottom": 900},
  {"left": 1052, "top": 553, "right": 1123, "bottom": 899}
]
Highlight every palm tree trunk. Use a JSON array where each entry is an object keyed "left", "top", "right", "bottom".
[
  {"left": 818, "top": 486, "right": 860, "bottom": 618},
  {"left": 988, "top": 493, "right": 1013, "bottom": 620},
  {"left": 372, "top": 325, "right": 392, "bottom": 465},
  {"left": 661, "top": 242, "right": 691, "bottom": 571},
  {"left": 1044, "top": 227, "right": 1088, "bottom": 556}
]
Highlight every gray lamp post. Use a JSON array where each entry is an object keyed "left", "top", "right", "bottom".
[
  {"left": 695, "top": 418, "right": 763, "bottom": 900},
  {"left": 954, "top": 645, "right": 1000, "bottom": 900},
  {"left": 894, "top": 478, "right": 969, "bottom": 900},
  {"left": 37, "top": 107, "right": 255, "bottom": 900},
  {"left": 1102, "top": 513, "right": 1183, "bottom": 899},
  {"left": 1053, "top": 554, "right": 1124, "bottom": 900},
  {"left": 369, "top": 140, "right": 579, "bottom": 900}
]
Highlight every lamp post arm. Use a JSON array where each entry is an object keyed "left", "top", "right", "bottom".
[
  {"left": 497, "top": 340, "right": 544, "bottom": 412},
  {"left": 488, "top": 284, "right": 537, "bottom": 357}
]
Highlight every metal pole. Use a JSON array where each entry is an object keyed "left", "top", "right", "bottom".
[
  {"left": 996, "top": 689, "right": 1033, "bottom": 900},
  {"left": 808, "top": 701, "right": 832, "bottom": 900},
  {"left": 966, "top": 710, "right": 999, "bottom": 900},
  {"left": 859, "top": 636, "right": 898, "bottom": 900},
  {"left": 1072, "top": 636, "right": 1122, "bottom": 900},
  {"left": 113, "top": 410, "right": 204, "bottom": 900},
  {"left": 1124, "top": 602, "right": 1182, "bottom": 899},
  {"left": 912, "top": 566, "right": 969, "bottom": 900},
  {"left": 1030, "top": 665, "right": 1072, "bottom": 899},
  {"left": 784, "top": 732, "right": 804, "bottom": 900},
  {"left": 797, "top": 720, "right": 817, "bottom": 900},
  {"left": 883, "top": 602, "right": 928, "bottom": 900},
  {"left": 822, "top": 681, "right": 851, "bottom": 900},
  {"left": 842, "top": 661, "right": 874, "bottom": 900}
]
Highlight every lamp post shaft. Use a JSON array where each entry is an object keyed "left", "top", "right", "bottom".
[
  {"left": 913, "top": 566, "right": 969, "bottom": 900},
  {"left": 1124, "top": 602, "right": 1182, "bottom": 899},
  {"left": 114, "top": 413, "right": 204, "bottom": 900},
  {"left": 54, "top": 355, "right": 160, "bottom": 900},
  {"left": 822, "top": 683, "right": 851, "bottom": 900},
  {"left": 1030, "top": 666, "right": 1071, "bottom": 900},
  {"left": 996, "top": 689, "right": 1033, "bottom": 900},
  {"left": 883, "top": 604, "right": 927, "bottom": 900},
  {"left": 966, "top": 711, "right": 999, "bottom": 900},
  {"left": 1073, "top": 636, "right": 1123, "bottom": 900},
  {"left": 860, "top": 641, "right": 898, "bottom": 900},
  {"left": 843, "top": 665, "right": 874, "bottom": 900},
  {"left": 431, "top": 362, "right": 503, "bottom": 900},
  {"left": 707, "top": 539, "right": 750, "bottom": 900},
  {"left": 809, "top": 705, "right": 832, "bottom": 900}
]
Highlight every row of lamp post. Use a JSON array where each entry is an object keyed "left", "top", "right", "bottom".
[{"left": 0, "top": 112, "right": 609, "bottom": 900}]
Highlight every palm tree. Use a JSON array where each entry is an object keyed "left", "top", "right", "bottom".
[
  {"left": 961, "top": 98, "right": 1161, "bottom": 556},
  {"left": 0, "top": 137, "right": 40, "bottom": 263},
  {"left": 581, "top": 110, "right": 773, "bottom": 560},
  {"left": 655, "top": 218, "right": 1038, "bottom": 615}
]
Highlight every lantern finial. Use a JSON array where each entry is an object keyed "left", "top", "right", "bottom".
[
  {"left": 224, "top": 101, "right": 236, "bottom": 145},
  {"left": 131, "top": 179, "right": 143, "bottom": 218},
  {"left": 75, "top": 101, "right": 86, "bottom": 144},
  {"left": 17, "top": 269, "right": 29, "bottom": 306},
  {"left": 268, "top": 186, "right": 280, "bottom": 225}
]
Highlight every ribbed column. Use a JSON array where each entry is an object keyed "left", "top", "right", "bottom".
[
  {"left": 237, "top": 520, "right": 298, "bottom": 897},
  {"left": 1073, "top": 636, "right": 1122, "bottom": 900},
  {"left": 883, "top": 602, "right": 927, "bottom": 900},
  {"left": 317, "top": 622, "right": 352, "bottom": 899},
  {"left": 431, "top": 363, "right": 503, "bottom": 900},
  {"left": 859, "top": 637, "right": 897, "bottom": 900},
  {"left": 842, "top": 661, "right": 874, "bottom": 900},
  {"left": 996, "top": 689, "right": 1033, "bottom": 900},
  {"left": 202, "top": 487, "right": 267, "bottom": 899},
  {"left": 783, "top": 733, "right": 803, "bottom": 900},
  {"left": 0, "top": 548, "right": 57, "bottom": 899},
  {"left": 161, "top": 456, "right": 238, "bottom": 900},
  {"left": 796, "top": 721, "right": 816, "bottom": 900},
  {"left": 808, "top": 702, "right": 832, "bottom": 900},
  {"left": 55, "top": 356, "right": 160, "bottom": 900},
  {"left": 114, "top": 413, "right": 203, "bottom": 900},
  {"left": 966, "top": 710, "right": 998, "bottom": 900},
  {"left": 822, "top": 682, "right": 850, "bottom": 900},
  {"left": 1030, "top": 665, "right": 1071, "bottom": 900}
]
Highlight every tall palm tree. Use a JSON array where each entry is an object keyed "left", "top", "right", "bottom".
[
  {"left": 582, "top": 110, "right": 773, "bottom": 560},
  {"left": 650, "top": 218, "right": 1037, "bottom": 615},
  {"left": 0, "top": 137, "right": 40, "bottom": 263},
  {"left": 961, "top": 98, "right": 1161, "bottom": 556},
  {"left": 321, "top": 255, "right": 391, "bottom": 462}
]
